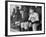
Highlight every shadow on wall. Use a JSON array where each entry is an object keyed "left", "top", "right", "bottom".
[
  {"left": 6, "top": 36, "right": 16, "bottom": 37},
  {"left": 6, "top": 0, "right": 17, "bottom": 1}
]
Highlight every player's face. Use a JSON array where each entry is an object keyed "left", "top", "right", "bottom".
[{"left": 29, "top": 9, "right": 34, "bottom": 13}]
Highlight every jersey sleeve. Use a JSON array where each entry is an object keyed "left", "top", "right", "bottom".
[{"left": 28, "top": 13, "right": 39, "bottom": 22}]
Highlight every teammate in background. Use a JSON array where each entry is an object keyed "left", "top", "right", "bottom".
[{"left": 20, "top": 10, "right": 29, "bottom": 31}]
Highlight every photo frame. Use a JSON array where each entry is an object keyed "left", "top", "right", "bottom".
[{"left": 5, "top": 1, "right": 45, "bottom": 36}]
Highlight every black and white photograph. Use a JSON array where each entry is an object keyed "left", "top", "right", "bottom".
[
  {"left": 6, "top": 1, "right": 45, "bottom": 36},
  {"left": 10, "top": 4, "right": 42, "bottom": 31}
]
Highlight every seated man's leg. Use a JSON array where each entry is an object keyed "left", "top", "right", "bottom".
[
  {"left": 32, "top": 23, "right": 37, "bottom": 31},
  {"left": 28, "top": 22, "right": 32, "bottom": 31},
  {"left": 21, "top": 22, "right": 24, "bottom": 31},
  {"left": 32, "top": 23, "right": 39, "bottom": 31}
]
